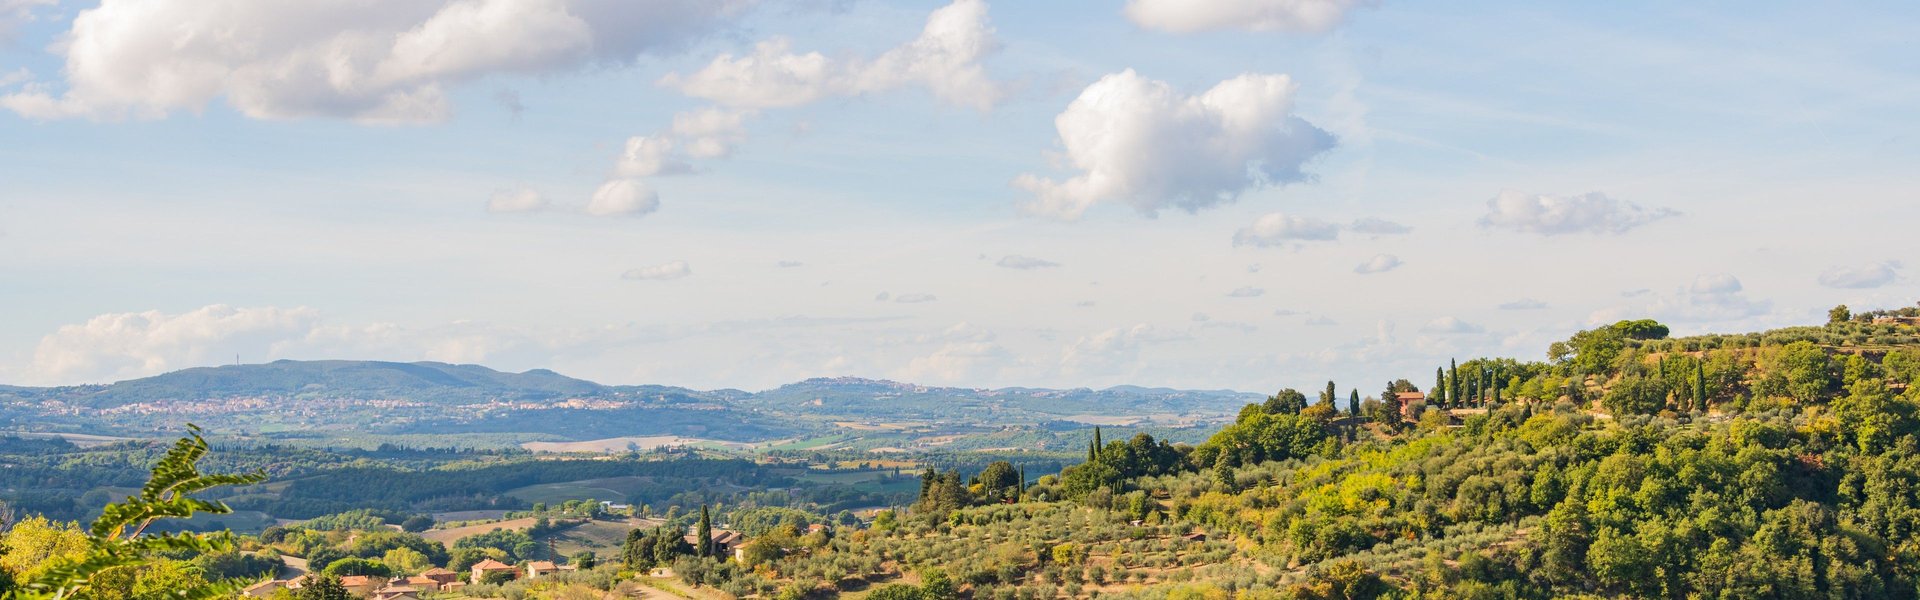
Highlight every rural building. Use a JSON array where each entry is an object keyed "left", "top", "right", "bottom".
[
  {"left": 686, "top": 529, "right": 750, "bottom": 560},
  {"left": 1394, "top": 392, "right": 1426, "bottom": 417},
  {"left": 418, "top": 567, "right": 461, "bottom": 586},
  {"left": 470, "top": 558, "right": 517, "bottom": 584},
  {"left": 525, "top": 560, "right": 577, "bottom": 578},
  {"left": 371, "top": 584, "right": 420, "bottom": 600},
  {"left": 338, "top": 575, "right": 380, "bottom": 596}
]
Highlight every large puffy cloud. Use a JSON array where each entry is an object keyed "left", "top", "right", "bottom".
[
  {"left": 26, "top": 305, "right": 321, "bottom": 384},
  {"left": 658, "top": 0, "right": 1000, "bottom": 111},
  {"left": 1015, "top": 70, "right": 1334, "bottom": 219},
  {"left": 1124, "top": 0, "right": 1371, "bottom": 34},
  {"left": 3, "top": 0, "right": 755, "bottom": 122},
  {"left": 1478, "top": 190, "right": 1678, "bottom": 235},
  {"left": 1818, "top": 262, "right": 1900, "bottom": 289}
]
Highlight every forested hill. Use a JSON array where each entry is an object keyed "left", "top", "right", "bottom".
[
  {"left": 0, "top": 361, "right": 1253, "bottom": 419},
  {"left": 3, "top": 360, "right": 637, "bottom": 408},
  {"left": 744, "top": 377, "right": 1259, "bottom": 420}
]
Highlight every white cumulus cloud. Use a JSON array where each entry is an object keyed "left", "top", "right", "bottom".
[
  {"left": 622, "top": 260, "right": 691, "bottom": 281},
  {"left": 1227, "top": 286, "right": 1265, "bottom": 298},
  {"left": 26, "top": 305, "right": 321, "bottom": 384},
  {"left": 1124, "top": 0, "right": 1372, "bottom": 34},
  {"left": 894, "top": 293, "right": 938, "bottom": 304},
  {"left": 659, "top": 0, "right": 1000, "bottom": 111},
  {"left": 587, "top": 179, "right": 660, "bottom": 217},
  {"left": 1015, "top": 69, "right": 1334, "bottom": 219},
  {"left": 1818, "top": 262, "right": 1900, "bottom": 289},
  {"left": 3, "top": 0, "right": 756, "bottom": 122},
  {"left": 1478, "top": 190, "right": 1678, "bottom": 236},
  {"left": 1354, "top": 254, "right": 1401, "bottom": 274}
]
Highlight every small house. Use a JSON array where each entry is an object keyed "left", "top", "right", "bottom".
[
  {"left": 470, "top": 558, "right": 517, "bottom": 584},
  {"left": 1394, "top": 392, "right": 1426, "bottom": 417}
]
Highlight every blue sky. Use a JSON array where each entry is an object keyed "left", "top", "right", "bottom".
[{"left": 1, "top": 0, "right": 1915, "bottom": 392}]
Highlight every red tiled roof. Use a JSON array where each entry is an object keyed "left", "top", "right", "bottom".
[{"left": 472, "top": 558, "right": 515, "bottom": 571}]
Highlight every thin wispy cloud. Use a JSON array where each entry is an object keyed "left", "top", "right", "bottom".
[
  {"left": 996, "top": 255, "right": 1060, "bottom": 270},
  {"left": 623, "top": 261, "right": 692, "bottom": 281}
]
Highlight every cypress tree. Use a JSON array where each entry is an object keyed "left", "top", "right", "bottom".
[
  {"left": 696, "top": 504, "right": 713, "bottom": 557},
  {"left": 1093, "top": 427, "right": 1103, "bottom": 455},
  {"left": 1448, "top": 359, "right": 1460, "bottom": 407},
  {"left": 1693, "top": 360, "right": 1707, "bottom": 412},
  {"left": 1434, "top": 367, "right": 1447, "bottom": 407},
  {"left": 1348, "top": 389, "right": 1360, "bottom": 416},
  {"left": 1323, "top": 381, "right": 1337, "bottom": 406}
]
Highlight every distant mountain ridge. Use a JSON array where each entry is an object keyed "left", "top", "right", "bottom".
[
  {"left": 0, "top": 361, "right": 1259, "bottom": 442},
  {"left": 2, "top": 361, "right": 1259, "bottom": 415},
  {"left": 7, "top": 360, "right": 621, "bottom": 408}
]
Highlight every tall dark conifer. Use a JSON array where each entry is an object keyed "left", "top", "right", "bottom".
[
  {"left": 1448, "top": 359, "right": 1460, "bottom": 407},
  {"left": 696, "top": 504, "right": 713, "bottom": 557},
  {"left": 1693, "top": 361, "right": 1708, "bottom": 412},
  {"left": 1348, "top": 389, "right": 1360, "bottom": 415}
]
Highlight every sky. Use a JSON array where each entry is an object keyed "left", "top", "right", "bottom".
[{"left": 1, "top": 0, "right": 1917, "bottom": 393}]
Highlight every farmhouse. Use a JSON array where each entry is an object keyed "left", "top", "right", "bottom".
[
  {"left": 686, "top": 529, "right": 751, "bottom": 560},
  {"left": 338, "top": 575, "right": 380, "bottom": 596},
  {"left": 470, "top": 558, "right": 517, "bottom": 584},
  {"left": 525, "top": 560, "right": 578, "bottom": 578},
  {"left": 1394, "top": 391, "right": 1426, "bottom": 416},
  {"left": 371, "top": 584, "right": 420, "bottom": 600}
]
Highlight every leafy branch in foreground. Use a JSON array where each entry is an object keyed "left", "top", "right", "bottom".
[{"left": 10, "top": 425, "right": 264, "bottom": 600}]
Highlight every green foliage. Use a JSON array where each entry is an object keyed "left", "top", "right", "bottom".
[
  {"left": 454, "top": 527, "right": 538, "bottom": 562},
  {"left": 1601, "top": 375, "right": 1669, "bottom": 416},
  {"left": 7, "top": 425, "right": 263, "bottom": 600},
  {"left": 1193, "top": 404, "right": 1328, "bottom": 468},
  {"left": 291, "top": 574, "right": 351, "bottom": 600},
  {"left": 1263, "top": 389, "right": 1309, "bottom": 415},
  {"left": 398, "top": 514, "right": 434, "bottom": 533},
  {"left": 319, "top": 557, "right": 390, "bottom": 577},
  {"left": 299, "top": 510, "right": 388, "bottom": 532}
]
